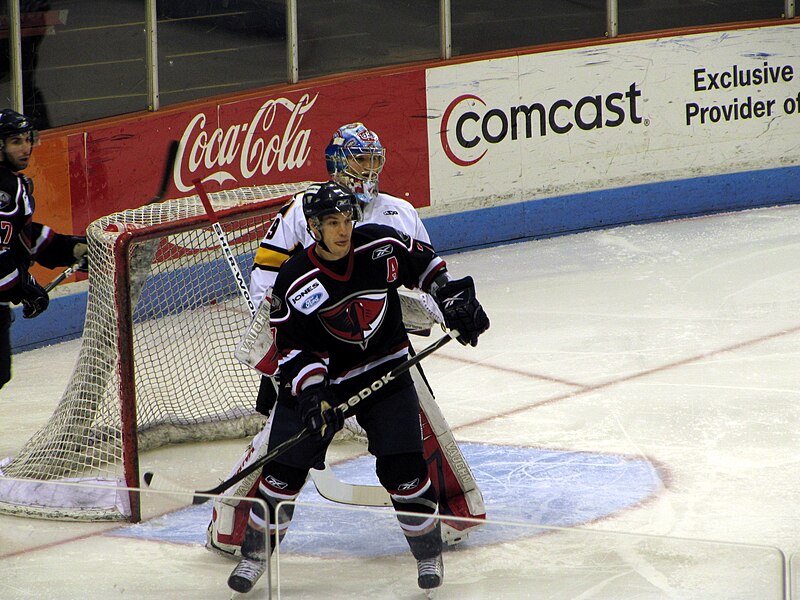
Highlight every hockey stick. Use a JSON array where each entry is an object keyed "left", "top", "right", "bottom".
[
  {"left": 193, "top": 178, "right": 389, "bottom": 506},
  {"left": 44, "top": 257, "right": 88, "bottom": 293},
  {"left": 194, "top": 178, "right": 256, "bottom": 315},
  {"left": 144, "top": 330, "right": 457, "bottom": 504}
]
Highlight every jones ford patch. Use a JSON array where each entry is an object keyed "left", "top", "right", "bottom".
[{"left": 289, "top": 278, "right": 329, "bottom": 315}]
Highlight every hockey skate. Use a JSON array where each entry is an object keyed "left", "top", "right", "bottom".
[
  {"left": 228, "top": 510, "right": 269, "bottom": 594},
  {"left": 228, "top": 557, "right": 266, "bottom": 594},
  {"left": 416, "top": 553, "right": 444, "bottom": 594}
]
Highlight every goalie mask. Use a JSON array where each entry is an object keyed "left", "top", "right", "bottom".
[
  {"left": 303, "top": 181, "right": 362, "bottom": 242},
  {"left": 324, "top": 122, "right": 385, "bottom": 204}
]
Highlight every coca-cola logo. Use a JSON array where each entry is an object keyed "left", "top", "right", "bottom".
[{"left": 175, "top": 93, "right": 318, "bottom": 192}]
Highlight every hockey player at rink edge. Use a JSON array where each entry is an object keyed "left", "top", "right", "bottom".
[
  {"left": 208, "top": 123, "right": 488, "bottom": 560},
  {"left": 226, "top": 180, "right": 490, "bottom": 594},
  {"left": 0, "top": 109, "right": 88, "bottom": 390}
]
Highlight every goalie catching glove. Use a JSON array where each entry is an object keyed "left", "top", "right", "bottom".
[
  {"left": 297, "top": 385, "right": 344, "bottom": 442},
  {"left": 434, "top": 276, "right": 490, "bottom": 346}
]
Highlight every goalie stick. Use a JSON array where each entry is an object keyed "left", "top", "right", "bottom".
[
  {"left": 193, "top": 179, "right": 388, "bottom": 507},
  {"left": 143, "top": 330, "right": 458, "bottom": 504}
]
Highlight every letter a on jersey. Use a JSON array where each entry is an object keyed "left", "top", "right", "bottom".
[
  {"left": 319, "top": 291, "right": 388, "bottom": 349},
  {"left": 386, "top": 256, "right": 398, "bottom": 283}
]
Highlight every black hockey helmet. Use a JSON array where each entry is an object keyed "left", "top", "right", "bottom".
[
  {"left": 0, "top": 109, "right": 38, "bottom": 150},
  {"left": 0, "top": 109, "right": 36, "bottom": 139},
  {"left": 302, "top": 181, "right": 361, "bottom": 224}
]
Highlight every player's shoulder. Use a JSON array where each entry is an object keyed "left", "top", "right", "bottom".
[
  {"left": 353, "top": 223, "right": 411, "bottom": 248},
  {"left": 275, "top": 245, "right": 311, "bottom": 280},
  {"left": 276, "top": 190, "right": 305, "bottom": 218},
  {"left": 0, "top": 168, "right": 21, "bottom": 214},
  {"left": 371, "top": 191, "right": 418, "bottom": 216},
  {"left": 0, "top": 165, "right": 19, "bottom": 195},
  {"left": 354, "top": 222, "right": 401, "bottom": 237}
]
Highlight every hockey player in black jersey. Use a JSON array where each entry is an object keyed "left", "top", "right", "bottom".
[
  {"left": 0, "top": 109, "right": 88, "bottom": 390},
  {"left": 227, "top": 181, "right": 490, "bottom": 595},
  {"left": 210, "top": 122, "right": 488, "bottom": 560}
]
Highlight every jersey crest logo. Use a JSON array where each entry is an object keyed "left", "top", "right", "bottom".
[
  {"left": 0, "top": 191, "right": 11, "bottom": 211},
  {"left": 372, "top": 244, "right": 393, "bottom": 260},
  {"left": 289, "top": 278, "right": 329, "bottom": 315},
  {"left": 318, "top": 291, "right": 387, "bottom": 349}
]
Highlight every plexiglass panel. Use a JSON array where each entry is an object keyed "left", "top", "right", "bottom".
[
  {"left": 0, "top": 479, "right": 271, "bottom": 599},
  {"left": 451, "top": 0, "right": 606, "bottom": 56},
  {"left": 296, "top": 0, "right": 439, "bottom": 80},
  {"left": 26, "top": 1, "right": 147, "bottom": 128},
  {"left": 618, "top": 0, "right": 785, "bottom": 35},
  {"left": 156, "top": 1, "right": 287, "bottom": 107}
]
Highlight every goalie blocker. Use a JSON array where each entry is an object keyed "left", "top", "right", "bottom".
[{"left": 209, "top": 363, "right": 485, "bottom": 557}]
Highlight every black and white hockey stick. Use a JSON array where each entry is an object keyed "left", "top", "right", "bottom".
[
  {"left": 194, "top": 178, "right": 257, "bottom": 315},
  {"left": 144, "top": 330, "right": 457, "bottom": 504},
  {"left": 44, "top": 257, "right": 88, "bottom": 293},
  {"left": 193, "top": 178, "right": 389, "bottom": 507}
]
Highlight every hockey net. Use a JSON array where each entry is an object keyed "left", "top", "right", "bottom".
[{"left": 0, "top": 182, "right": 314, "bottom": 521}]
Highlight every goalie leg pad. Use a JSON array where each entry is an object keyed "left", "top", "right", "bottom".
[
  {"left": 207, "top": 417, "right": 273, "bottom": 559},
  {"left": 413, "top": 367, "right": 487, "bottom": 543}
]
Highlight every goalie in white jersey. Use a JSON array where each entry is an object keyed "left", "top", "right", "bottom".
[{"left": 208, "top": 122, "right": 486, "bottom": 558}]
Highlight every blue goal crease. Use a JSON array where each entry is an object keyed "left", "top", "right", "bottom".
[{"left": 111, "top": 442, "right": 662, "bottom": 557}]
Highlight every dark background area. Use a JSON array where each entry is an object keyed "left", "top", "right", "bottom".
[{"left": 0, "top": 0, "right": 787, "bottom": 129}]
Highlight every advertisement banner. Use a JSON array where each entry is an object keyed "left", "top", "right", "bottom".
[
  {"left": 69, "top": 71, "right": 430, "bottom": 230},
  {"left": 426, "top": 25, "right": 800, "bottom": 215}
]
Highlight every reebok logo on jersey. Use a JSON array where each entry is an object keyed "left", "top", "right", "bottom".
[
  {"left": 265, "top": 475, "right": 289, "bottom": 490},
  {"left": 372, "top": 244, "right": 393, "bottom": 260},
  {"left": 0, "top": 191, "right": 10, "bottom": 210},
  {"left": 383, "top": 210, "right": 398, "bottom": 216},
  {"left": 319, "top": 291, "right": 387, "bottom": 349},
  {"left": 289, "top": 278, "right": 329, "bottom": 315},
  {"left": 397, "top": 478, "right": 421, "bottom": 492}
]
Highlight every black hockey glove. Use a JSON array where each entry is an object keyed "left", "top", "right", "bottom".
[
  {"left": 297, "top": 385, "right": 344, "bottom": 443},
  {"left": 17, "top": 273, "right": 49, "bottom": 319},
  {"left": 434, "top": 276, "right": 490, "bottom": 347}
]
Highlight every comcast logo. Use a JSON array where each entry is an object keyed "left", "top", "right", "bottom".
[{"left": 439, "top": 84, "right": 644, "bottom": 166}]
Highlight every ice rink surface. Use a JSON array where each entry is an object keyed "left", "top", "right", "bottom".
[{"left": 2, "top": 204, "right": 800, "bottom": 599}]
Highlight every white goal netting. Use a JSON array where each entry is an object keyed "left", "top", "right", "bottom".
[{"left": 0, "top": 182, "right": 312, "bottom": 521}]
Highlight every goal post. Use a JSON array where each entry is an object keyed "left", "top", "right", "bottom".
[{"left": 0, "top": 182, "right": 311, "bottom": 521}]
